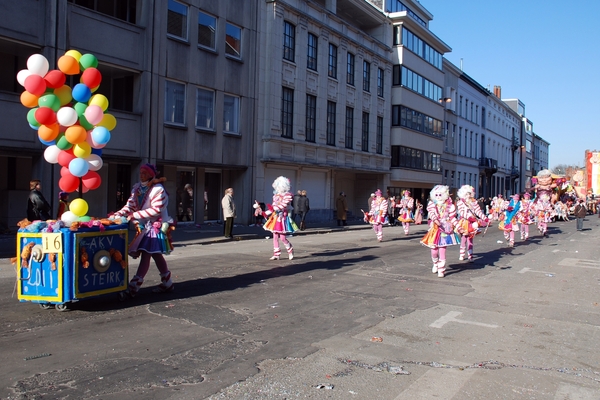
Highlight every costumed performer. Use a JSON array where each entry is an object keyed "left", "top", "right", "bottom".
[
  {"left": 499, "top": 193, "right": 521, "bottom": 247},
  {"left": 420, "top": 185, "right": 460, "bottom": 278},
  {"left": 491, "top": 195, "right": 504, "bottom": 221},
  {"left": 397, "top": 190, "right": 415, "bottom": 235},
  {"left": 517, "top": 192, "right": 535, "bottom": 240},
  {"left": 57, "top": 191, "right": 70, "bottom": 219},
  {"left": 532, "top": 169, "right": 556, "bottom": 237},
  {"left": 263, "top": 176, "right": 297, "bottom": 260},
  {"left": 414, "top": 199, "right": 424, "bottom": 225},
  {"left": 368, "top": 189, "right": 388, "bottom": 242},
  {"left": 110, "top": 164, "right": 174, "bottom": 297},
  {"left": 455, "top": 185, "right": 489, "bottom": 262}
]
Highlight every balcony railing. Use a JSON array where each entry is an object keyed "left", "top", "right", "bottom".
[{"left": 478, "top": 158, "right": 498, "bottom": 174}]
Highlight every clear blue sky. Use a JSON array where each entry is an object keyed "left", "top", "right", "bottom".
[{"left": 423, "top": 0, "right": 600, "bottom": 168}]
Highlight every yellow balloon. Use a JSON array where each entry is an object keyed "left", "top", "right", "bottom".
[
  {"left": 89, "top": 94, "right": 109, "bottom": 111},
  {"left": 65, "top": 50, "right": 82, "bottom": 61},
  {"left": 73, "top": 142, "right": 92, "bottom": 158},
  {"left": 54, "top": 85, "right": 73, "bottom": 106},
  {"left": 98, "top": 113, "right": 117, "bottom": 131},
  {"left": 69, "top": 198, "right": 88, "bottom": 217}
]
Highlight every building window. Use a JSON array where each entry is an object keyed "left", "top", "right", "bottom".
[
  {"left": 391, "top": 105, "right": 442, "bottom": 137},
  {"left": 347, "top": 52, "right": 355, "bottom": 86},
  {"left": 225, "top": 22, "right": 241, "bottom": 58},
  {"left": 165, "top": 80, "right": 186, "bottom": 125},
  {"left": 97, "top": 64, "right": 135, "bottom": 112},
  {"left": 307, "top": 33, "right": 318, "bottom": 70},
  {"left": 396, "top": 26, "right": 442, "bottom": 69},
  {"left": 361, "top": 112, "right": 369, "bottom": 152},
  {"left": 328, "top": 43, "right": 337, "bottom": 78},
  {"left": 281, "top": 87, "right": 294, "bottom": 138},
  {"left": 376, "top": 116, "right": 383, "bottom": 154},
  {"left": 391, "top": 145, "right": 441, "bottom": 171},
  {"left": 398, "top": 65, "right": 442, "bottom": 102},
  {"left": 68, "top": 0, "right": 137, "bottom": 23},
  {"left": 283, "top": 21, "right": 295, "bottom": 62},
  {"left": 198, "top": 11, "right": 216, "bottom": 50},
  {"left": 377, "top": 68, "right": 384, "bottom": 97},
  {"left": 167, "top": 0, "right": 188, "bottom": 40},
  {"left": 223, "top": 94, "right": 239, "bottom": 133},
  {"left": 326, "top": 101, "right": 336, "bottom": 146},
  {"left": 195, "top": 88, "right": 214, "bottom": 130},
  {"left": 305, "top": 94, "right": 316, "bottom": 143},
  {"left": 363, "top": 61, "right": 370, "bottom": 92},
  {"left": 345, "top": 107, "right": 354, "bottom": 149}
]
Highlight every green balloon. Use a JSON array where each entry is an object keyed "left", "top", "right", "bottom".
[
  {"left": 74, "top": 101, "right": 87, "bottom": 117},
  {"left": 56, "top": 133, "right": 73, "bottom": 150},
  {"left": 78, "top": 216, "right": 91, "bottom": 222},
  {"left": 79, "top": 115, "right": 94, "bottom": 130},
  {"left": 79, "top": 54, "right": 98, "bottom": 70},
  {"left": 27, "top": 108, "right": 41, "bottom": 127},
  {"left": 38, "top": 94, "right": 60, "bottom": 112}
]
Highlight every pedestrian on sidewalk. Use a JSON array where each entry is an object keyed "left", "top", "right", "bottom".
[
  {"left": 27, "top": 179, "right": 52, "bottom": 221},
  {"left": 368, "top": 189, "right": 388, "bottom": 242},
  {"left": 573, "top": 198, "right": 587, "bottom": 231},
  {"left": 292, "top": 190, "right": 301, "bottom": 223},
  {"left": 263, "top": 176, "right": 297, "bottom": 260},
  {"left": 221, "top": 188, "right": 236, "bottom": 238},
  {"left": 336, "top": 191, "right": 348, "bottom": 226},
  {"left": 297, "top": 190, "right": 310, "bottom": 230},
  {"left": 420, "top": 185, "right": 459, "bottom": 278},
  {"left": 110, "top": 164, "right": 175, "bottom": 297}
]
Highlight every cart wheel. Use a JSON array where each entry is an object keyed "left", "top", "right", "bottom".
[
  {"left": 55, "top": 303, "right": 68, "bottom": 312},
  {"left": 39, "top": 303, "right": 52, "bottom": 310}
]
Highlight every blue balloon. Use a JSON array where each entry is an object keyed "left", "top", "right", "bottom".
[
  {"left": 91, "top": 126, "right": 111, "bottom": 145},
  {"left": 72, "top": 83, "right": 92, "bottom": 103},
  {"left": 39, "top": 137, "right": 56, "bottom": 146},
  {"left": 91, "top": 147, "right": 103, "bottom": 156},
  {"left": 68, "top": 157, "right": 89, "bottom": 177},
  {"left": 29, "top": 123, "right": 40, "bottom": 130}
]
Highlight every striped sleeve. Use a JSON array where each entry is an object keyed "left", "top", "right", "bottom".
[
  {"left": 426, "top": 201, "right": 438, "bottom": 224},
  {"left": 132, "top": 186, "right": 166, "bottom": 220},
  {"left": 114, "top": 189, "right": 138, "bottom": 216}
]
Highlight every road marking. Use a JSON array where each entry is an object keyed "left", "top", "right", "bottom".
[
  {"left": 518, "top": 267, "right": 554, "bottom": 274},
  {"left": 394, "top": 367, "right": 476, "bottom": 399},
  {"left": 429, "top": 311, "right": 498, "bottom": 329},
  {"left": 558, "top": 258, "right": 600, "bottom": 269}
]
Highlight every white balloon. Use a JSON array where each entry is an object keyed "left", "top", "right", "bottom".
[
  {"left": 17, "top": 69, "right": 32, "bottom": 87},
  {"left": 56, "top": 107, "right": 78, "bottom": 127},
  {"left": 60, "top": 210, "right": 78, "bottom": 225},
  {"left": 87, "top": 154, "right": 103, "bottom": 171},
  {"left": 27, "top": 54, "right": 49, "bottom": 77},
  {"left": 43, "top": 145, "right": 61, "bottom": 164}
]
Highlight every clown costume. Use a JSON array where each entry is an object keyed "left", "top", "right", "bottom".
[
  {"left": 368, "top": 189, "right": 388, "bottom": 242},
  {"left": 263, "top": 176, "right": 297, "bottom": 260},
  {"left": 396, "top": 190, "right": 415, "bottom": 235},
  {"left": 517, "top": 192, "right": 535, "bottom": 240},
  {"left": 455, "top": 185, "right": 488, "bottom": 262}
]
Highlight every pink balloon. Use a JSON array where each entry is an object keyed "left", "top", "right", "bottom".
[{"left": 84, "top": 105, "right": 103, "bottom": 125}]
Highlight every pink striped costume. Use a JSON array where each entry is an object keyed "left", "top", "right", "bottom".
[
  {"left": 263, "top": 176, "right": 296, "bottom": 260},
  {"left": 396, "top": 194, "right": 414, "bottom": 235},
  {"left": 113, "top": 172, "right": 174, "bottom": 296},
  {"left": 517, "top": 195, "right": 534, "bottom": 240},
  {"left": 455, "top": 197, "right": 487, "bottom": 262},
  {"left": 368, "top": 191, "right": 388, "bottom": 241}
]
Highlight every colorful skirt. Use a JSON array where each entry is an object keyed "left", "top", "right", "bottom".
[
  {"left": 420, "top": 223, "right": 460, "bottom": 248},
  {"left": 397, "top": 210, "right": 414, "bottom": 223},
  {"left": 129, "top": 221, "right": 174, "bottom": 257},
  {"left": 264, "top": 213, "right": 298, "bottom": 234},
  {"left": 456, "top": 218, "right": 481, "bottom": 238},
  {"left": 498, "top": 216, "right": 519, "bottom": 231}
]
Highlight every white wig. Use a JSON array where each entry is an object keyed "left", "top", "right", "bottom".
[
  {"left": 429, "top": 185, "right": 449, "bottom": 202},
  {"left": 457, "top": 185, "right": 474, "bottom": 199},
  {"left": 272, "top": 176, "right": 291, "bottom": 194},
  {"left": 537, "top": 169, "right": 551, "bottom": 178}
]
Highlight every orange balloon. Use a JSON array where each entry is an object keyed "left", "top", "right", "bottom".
[
  {"left": 38, "top": 123, "right": 60, "bottom": 142},
  {"left": 57, "top": 55, "right": 80, "bottom": 75},
  {"left": 64, "top": 125, "right": 87, "bottom": 144},
  {"left": 20, "top": 91, "right": 39, "bottom": 108}
]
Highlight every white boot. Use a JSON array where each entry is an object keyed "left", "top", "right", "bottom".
[
  {"left": 431, "top": 257, "right": 439, "bottom": 273},
  {"left": 437, "top": 261, "right": 446, "bottom": 278}
]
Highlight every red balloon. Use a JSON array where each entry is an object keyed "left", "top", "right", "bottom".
[
  {"left": 57, "top": 149, "right": 76, "bottom": 167},
  {"left": 59, "top": 174, "right": 80, "bottom": 192},
  {"left": 82, "top": 170, "right": 101, "bottom": 190},
  {"left": 44, "top": 70, "right": 66, "bottom": 89},
  {"left": 60, "top": 166, "right": 71, "bottom": 177},
  {"left": 81, "top": 68, "right": 102, "bottom": 89},
  {"left": 24, "top": 74, "right": 46, "bottom": 96},
  {"left": 34, "top": 107, "right": 57, "bottom": 125}
]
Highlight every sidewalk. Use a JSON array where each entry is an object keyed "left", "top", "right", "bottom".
[{"left": 0, "top": 218, "right": 395, "bottom": 259}]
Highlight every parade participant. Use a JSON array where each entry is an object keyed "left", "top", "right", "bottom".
[
  {"left": 263, "top": 176, "right": 297, "bottom": 260},
  {"left": 455, "top": 185, "right": 489, "bottom": 262},
  {"left": 491, "top": 195, "right": 504, "bottom": 221},
  {"left": 499, "top": 193, "right": 521, "bottom": 247},
  {"left": 533, "top": 195, "right": 552, "bottom": 237},
  {"left": 420, "top": 185, "right": 460, "bottom": 278},
  {"left": 414, "top": 199, "right": 424, "bottom": 225},
  {"left": 111, "top": 164, "right": 175, "bottom": 297},
  {"left": 397, "top": 190, "right": 415, "bottom": 235},
  {"left": 367, "top": 189, "right": 388, "bottom": 242},
  {"left": 517, "top": 192, "right": 535, "bottom": 240},
  {"left": 56, "top": 191, "right": 69, "bottom": 219}
]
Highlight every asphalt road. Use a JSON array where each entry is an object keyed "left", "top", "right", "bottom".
[{"left": 1, "top": 218, "right": 599, "bottom": 399}]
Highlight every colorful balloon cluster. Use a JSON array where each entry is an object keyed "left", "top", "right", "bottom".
[{"left": 17, "top": 51, "right": 117, "bottom": 223}]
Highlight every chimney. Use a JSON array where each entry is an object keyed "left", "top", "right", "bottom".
[{"left": 493, "top": 85, "right": 501, "bottom": 98}]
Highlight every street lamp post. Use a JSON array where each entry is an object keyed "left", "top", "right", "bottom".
[{"left": 439, "top": 97, "right": 452, "bottom": 187}]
